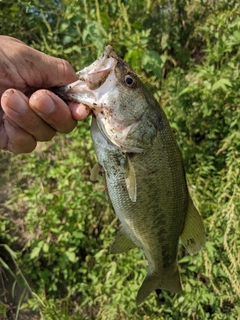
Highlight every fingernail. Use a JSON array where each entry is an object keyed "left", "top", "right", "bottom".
[
  {"left": 70, "top": 102, "right": 90, "bottom": 120},
  {"left": 2, "top": 90, "right": 28, "bottom": 114},
  {"left": 31, "top": 91, "right": 55, "bottom": 115},
  {"left": 76, "top": 105, "right": 90, "bottom": 119}
]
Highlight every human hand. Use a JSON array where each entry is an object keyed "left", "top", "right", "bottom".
[{"left": 0, "top": 36, "right": 90, "bottom": 153}]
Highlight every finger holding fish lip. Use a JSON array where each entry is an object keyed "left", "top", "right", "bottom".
[
  {"left": 30, "top": 90, "right": 90, "bottom": 132},
  {"left": 68, "top": 101, "right": 91, "bottom": 120},
  {"left": 29, "top": 89, "right": 77, "bottom": 134}
]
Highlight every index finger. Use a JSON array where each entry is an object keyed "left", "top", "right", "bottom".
[{"left": 29, "top": 90, "right": 77, "bottom": 134}]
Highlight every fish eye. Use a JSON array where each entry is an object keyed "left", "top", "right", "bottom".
[{"left": 124, "top": 75, "right": 136, "bottom": 87}]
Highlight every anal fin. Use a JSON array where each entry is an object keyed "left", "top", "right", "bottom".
[
  {"left": 110, "top": 226, "right": 137, "bottom": 254},
  {"left": 180, "top": 196, "right": 206, "bottom": 255}
]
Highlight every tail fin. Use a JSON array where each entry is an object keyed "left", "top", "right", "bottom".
[{"left": 136, "top": 268, "right": 182, "bottom": 305}]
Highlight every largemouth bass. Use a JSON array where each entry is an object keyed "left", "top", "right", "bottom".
[{"left": 55, "top": 46, "right": 205, "bottom": 305}]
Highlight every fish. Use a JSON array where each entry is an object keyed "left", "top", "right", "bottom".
[{"left": 55, "top": 46, "right": 206, "bottom": 305}]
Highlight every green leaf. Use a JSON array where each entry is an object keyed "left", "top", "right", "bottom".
[
  {"left": 124, "top": 49, "right": 143, "bottom": 69},
  {"left": 62, "top": 35, "right": 74, "bottom": 45},
  {"left": 212, "top": 78, "right": 232, "bottom": 92},
  {"left": 65, "top": 251, "right": 77, "bottom": 263},
  {"left": 42, "top": 243, "right": 49, "bottom": 253},
  {"left": 30, "top": 247, "right": 41, "bottom": 260},
  {"left": 142, "top": 50, "right": 162, "bottom": 78}
]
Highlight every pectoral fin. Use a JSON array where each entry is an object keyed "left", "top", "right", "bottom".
[
  {"left": 123, "top": 156, "right": 137, "bottom": 202},
  {"left": 110, "top": 226, "right": 137, "bottom": 254},
  {"left": 180, "top": 196, "right": 206, "bottom": 254},
  {"left": 90, "top": 163, "right": 102, "bottom": 181}
]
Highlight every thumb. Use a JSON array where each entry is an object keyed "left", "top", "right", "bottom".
[
  {"left": 1, "top": 36, "right": 78, "bottom": 89},
  {"left": 34, "top": 53, "right": 78, "bottom": 88}
]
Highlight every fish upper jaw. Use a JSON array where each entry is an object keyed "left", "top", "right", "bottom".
[
  {"left": 76, "top": 45, "right": 115, "bottom": 78},
  {"left": 55, "top": 49, "right": 118, "bottom": 110},
  {"left": 76, "top": 45, "right": 117, "bottom": 90}
]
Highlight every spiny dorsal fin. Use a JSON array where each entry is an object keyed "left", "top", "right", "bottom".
[
  {"left": 110, "top": 226, "right": 137, "bottom": 254},
  {"left": 180, "top": 196, "right": 206, "bottom": 255}
]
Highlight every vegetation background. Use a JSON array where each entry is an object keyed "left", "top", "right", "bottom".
[{"left": 0, "top": 0, "right": 240, "bottom": 319}]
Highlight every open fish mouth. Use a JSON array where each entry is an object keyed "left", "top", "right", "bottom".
[
  {"left": 55, "top": 45, "right": 118, "bottom": 105},
  {"left": 76, "top": 45, "right": 116, "bottom": 89}
]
